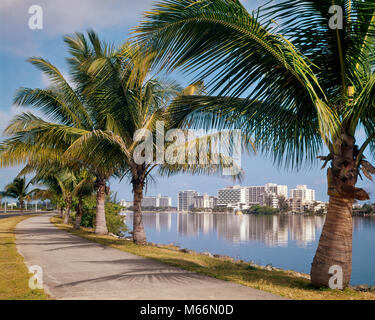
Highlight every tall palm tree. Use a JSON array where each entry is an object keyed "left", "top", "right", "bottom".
[
  {"left": 0, "top": 31, "right": 128, "bottom": 234},
  {"left": 136, "top": 0, "right": 375, "bottom": 287},
  {"left": 1, "top": 177, "right": 38, "bottom": 210},
  {"left": 0, "top": 31, "right": 220, "bottom": 242},
  {"left": 64, "top": 36, "right": 217, "bottom": 243}
]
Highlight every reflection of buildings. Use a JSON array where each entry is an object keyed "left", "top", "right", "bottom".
[{"left": 131, "top": 212, "right": 325, "bottom": 247}]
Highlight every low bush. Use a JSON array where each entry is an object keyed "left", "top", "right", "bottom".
[{"left": 75, "top": 198, "right": 127, "bottom": 235}]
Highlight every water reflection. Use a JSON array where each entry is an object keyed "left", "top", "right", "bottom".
[
  {"left": 125, "top": 212, "right": 375, "bottom": 285},
  {"left": 130, "top": 212, "right": 326, "bottom": 247}
]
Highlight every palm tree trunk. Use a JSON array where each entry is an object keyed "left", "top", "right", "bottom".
[
  {"left": 20, "top": 199, "right": 24, "bottom": 211},
  {"left": 310, "top": 195, "right": 353, "bottom": 288},
  {"left": 95, "top": 178, "right": 108, "bottom": 235},
  {"left": 311, "top": 134, "right": 368, "bottom": 288},
  {"left": 64, "top": 196, "right": 72, "bottom": 224},
  {"left": 74, "top": 197, "right": 84, "bottom": 230},
  {"left": 132, "top": 180, "right": 146, "bottom": 244}
]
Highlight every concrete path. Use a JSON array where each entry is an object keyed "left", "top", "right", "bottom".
[
  {"left": 0, "top": 211, "right": 49, "bottom": 219},
  {"left": 16, "top": 214, "right": 286, "bottom": 300}
]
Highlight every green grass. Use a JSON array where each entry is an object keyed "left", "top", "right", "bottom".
[
  {"left": 51, "top": 216, "right": 375, "bottom": 300},
  {"left": 0, "top": 216, "right": 50, "bottom": 300}
]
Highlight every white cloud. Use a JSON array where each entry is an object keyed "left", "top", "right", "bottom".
[
  {"left": 0, "top": 105, "right": 20, "bottom": 136},
  {"left": 0, "top": 104, "right": 46, "bottom": 139}
]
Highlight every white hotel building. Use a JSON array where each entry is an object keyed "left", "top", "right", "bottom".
[
  {"left": 141, "top": 194, "right": 172, "bottom": 208},
  {"left": 178, "top": 190, "right": 198, "bottom": 212},
  {"left": 290, "top": 185, "right": 315, "bottom": 202},
  {"left": 218, "top": 183, "right": 288, "bottom": 209},
  {"left": 217, "top": 185, "right": 247, "bottom": 208}
]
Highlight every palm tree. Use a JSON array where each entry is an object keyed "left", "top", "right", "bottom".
[
  {"left": 277, "top": 195, "right": 289, "bottom": 213},
  {"left": 31, "top": 166, "right": 95, "bottom": 226},
  {"left": 1, "top": 177, "right": 38, "bottom": 210},
  {"left": 0, "top": 31, "right": 216, "bottom": 241},
  {"left": 0, "top": 31, "right": 129, "bottom": 234},
  {"left": 136, "top": 0, "right": 375, "bottom": 287},
  {"left": 35, "top": 169, "right": 94, "bottom": 224},
  {"left": 63, "top": 36, "right": 214, "bottom": 243}
]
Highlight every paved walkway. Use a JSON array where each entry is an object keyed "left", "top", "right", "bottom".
[
  {"left": 16, "top": 214, "right": 286, "bottom": 300},
  {"left": 0, "top": 211, "right": 49, "bottom": 219}
]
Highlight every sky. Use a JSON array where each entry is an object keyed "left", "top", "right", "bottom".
[{"left": 0, "top": 0, "right": 374, "bottom": 205}]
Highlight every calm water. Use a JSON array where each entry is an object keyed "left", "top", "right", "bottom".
[{"left": 124, "top": 212, "right": 375, "bottom": 285}]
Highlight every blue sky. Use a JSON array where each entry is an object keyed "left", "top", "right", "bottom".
[{"left": 0, "top": 0, "right": 373, "bottom": 205}]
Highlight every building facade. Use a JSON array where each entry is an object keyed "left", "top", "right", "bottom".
[
  {"left": 218, "top": 185, "right": 247, "bottom": 208},
  {"left": 244, "top": 183, "right": 288, "bottom": 208},
  {"left": 141, "top": 194, "right": 172, "bottom": 208},
  {"left": 120, "top": 200, "right": 133, "bottom": 208},
  {"left": 193, "top": 194, "right": 218, "bottom": 209},
  {"left": 290, "top": 185, "right": 315, "bottom": 202},
  {"left": 178, "top": 190, "right": 198, "bottom": 212}
]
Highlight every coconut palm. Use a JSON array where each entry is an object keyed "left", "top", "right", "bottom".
[
  {"left": 64, "top": 35, "right": 225, "bottom": 243},
  {"left": 30, "top": 165, "right": 94, "bottom": 225},
  {"left": 31, "top": 165, "right": 95, "bottom": 226},
  {"left": 1, "top": 177, "right": 39, "bottom": 210},
  {"left": 136, "top": 0, "right": 375, "bottom": 287},
  {"left": 0, "top": 31, "right": 222, "bottom": 241},
  {"left": 0, "top": 31, "right": 130, "bottom": 234}
]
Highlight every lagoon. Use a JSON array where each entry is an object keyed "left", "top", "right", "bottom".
[{"left": 124, "top": 212, "right": 375, "bottom": 285}]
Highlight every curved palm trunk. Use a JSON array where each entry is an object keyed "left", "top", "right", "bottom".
[
  {"left": 132, "top": 180, "right": 146, "bottom": 244},
  {"left": 311, "top": 134, "right": 368, "bottom": 288},
  {"left": 95, "top": 179, "right": 108, "bottom": 235},
  {"left": 311, "top": 196, "right": 353, "bottom": 288},
  {"left": 59, "top": 207, "right": 64, "bottom": 218},
  {"left": 63, "top": 196, "right": 72, "bottom": 224},
  {"left": 20, "top": 199, "right": 24, "bottom": 211},
  {"left": 74, "top": 196, "right": 84, "bottom": 230}
]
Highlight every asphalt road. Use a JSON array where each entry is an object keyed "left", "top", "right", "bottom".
[{"left": 15, "top": 214, "right": 286, "bottom": 300}]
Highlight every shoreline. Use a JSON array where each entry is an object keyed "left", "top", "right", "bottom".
[{"left": 50, "top": 216, "right": 375, "bottom": 299}]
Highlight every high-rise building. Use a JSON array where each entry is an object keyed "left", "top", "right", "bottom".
[
  {"left": 244, "top": 183, "right": 288, "bottom": 208},
  {"left": 209, "top": 196, "right": 218, "bottom": 208},
  {"left": 120, "top": 200, "right": 133, "bottom": 208},
  {"left": 194, "top": 193, "right": 210, "bottom": 209},
  {"left": 193, "top": 194, "right": 218, "bottom": 209},
  {"left": 260, "top": 192, "right": 279, "bottom": 208},
  {"left": 159, "top": 195, "right": 172, "bottom": 208},
  {"left": 141, "top": 194, "right": 172, "bottom": 208},
  {"left": 178, "top": 190, "right": 198, "bottom": 212},
  {"left": 290, "top": 185, "right": 315, "bottom": 202},
  {"left": 142, "top": 196, "right": 158, "bottom": 207},
  {"left": 245, "top": 186, "right": 265, "bottom": 204},
  {"left": 218, "top": 185, "right": 247, "bottom": 207}
]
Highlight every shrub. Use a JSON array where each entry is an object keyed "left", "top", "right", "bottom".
[
  {"left": 105, "top": 202, "right": 127, "bottom": 235},
  {"left": 78, "top": 198, "right": 127, "bottom": 235},
  {"left": 244, "top": 205, "right": 280, "bottom": 215}
]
